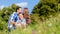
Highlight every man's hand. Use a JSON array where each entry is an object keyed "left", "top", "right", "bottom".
[
  {"left": 16, "top": 23, "right": 21, "bottom": 26},
  {"left": 16, "top": 23, "right": 22, "bottom": 28},
  {"left": 10, "top": 20, "right": 16, "bottom": 25}
]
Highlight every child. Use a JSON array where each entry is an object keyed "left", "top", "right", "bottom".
[{"left": 16, "top": 13, "right": 26, "bottom": 28}]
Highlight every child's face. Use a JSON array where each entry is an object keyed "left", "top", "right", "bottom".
[{"left": 19, "top": 14, "right": 23, "bottom": 19}]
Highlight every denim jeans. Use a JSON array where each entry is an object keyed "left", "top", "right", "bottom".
[{"left": 8, "top": 25, "right": 16, "bottom": 32}]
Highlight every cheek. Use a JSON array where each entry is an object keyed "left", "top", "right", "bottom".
[{"left": 20, "top": 9, "right": 22, "bottom": 11}]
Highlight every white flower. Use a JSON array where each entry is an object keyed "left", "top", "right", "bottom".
[
  {"left": 38, "top": 30, "right": 41, "bottom": 33},
  {"left": 48, "top": 23, "right": 52, "bottom": 27},
  {"left": 52, "top": 32, "right": 54, "bottom": 34}
]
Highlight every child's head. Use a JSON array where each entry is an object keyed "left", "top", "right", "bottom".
[{"left": 18, "top": 13, "right": 23, "bottom": 19}]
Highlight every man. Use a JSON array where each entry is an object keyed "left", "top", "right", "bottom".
[{"left": 8, "top": 6, "right": 22, "bottom": 32}]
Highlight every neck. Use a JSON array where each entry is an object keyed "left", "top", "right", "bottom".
[
  {"left": 19, "top": 17, "right": 23, "bottom": 20},
  {"left": 16, "top": 12, "right": 19, "bottom": 14}
]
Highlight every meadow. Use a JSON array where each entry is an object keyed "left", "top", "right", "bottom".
[{"left": 0, "top": 14, "right": 60, "bottom": 34}]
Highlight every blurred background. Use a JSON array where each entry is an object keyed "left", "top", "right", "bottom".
[{"left": 0, "top": 0, "right": 60, "bottom": 34}]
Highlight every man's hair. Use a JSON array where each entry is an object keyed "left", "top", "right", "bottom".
[{"left": 16, "top": 6, "right": 21, "bottom": 12}]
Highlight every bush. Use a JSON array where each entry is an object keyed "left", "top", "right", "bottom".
[{"left": 0, "top": 20, "right": 7, "bottom": 30}]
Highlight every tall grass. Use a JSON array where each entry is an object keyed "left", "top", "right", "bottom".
[{"left": 0, "top": 14, "right": 60, "bottom": 34}]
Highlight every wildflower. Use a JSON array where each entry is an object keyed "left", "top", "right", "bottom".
[{"left": 48, "top": 23, "right": 52, "bottom": 27}]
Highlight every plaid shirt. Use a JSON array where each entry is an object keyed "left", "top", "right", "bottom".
[{"left": 8, "top": 12, "right": 18, "bottom": 27}]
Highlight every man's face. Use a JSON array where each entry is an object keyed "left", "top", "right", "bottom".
[{"left": 17, "top": 8, "right": 22, "bottom": 14}]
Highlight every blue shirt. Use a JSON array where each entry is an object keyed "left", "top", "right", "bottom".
[{"left": 8, "top": 12, "right": 18, "bottom": 27}]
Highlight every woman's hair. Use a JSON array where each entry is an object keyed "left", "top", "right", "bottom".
[{"left": 24, "top": 8, "right": 28, "bottom": 9}]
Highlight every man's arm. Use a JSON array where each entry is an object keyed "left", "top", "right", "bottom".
[
  {"left": 10, "top": 20, "right": 16, "bottom": 25},
  {"left": 9, "top": 12, "right": 16, "bottom": 25}
]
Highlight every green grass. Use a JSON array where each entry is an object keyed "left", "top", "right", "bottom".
[{"left": 0, "top": 14, "right": 60, "bottom": 34}]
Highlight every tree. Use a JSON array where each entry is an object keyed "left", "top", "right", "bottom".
[
  {"left": 0, "top": 4, "right": 17, "bottom": 30},
  {"left": 32, "top": 0, "right": 58, "bottom": 17}
]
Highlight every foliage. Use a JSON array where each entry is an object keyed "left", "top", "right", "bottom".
[
  {"left": 0, "top": 4, "right": 17, "bottom": 31},
  {"left": 32, "top": 0, "right": 58, "bottom": 17},
  {"left": 0, "top": 13, "right": 60, "bottom": 34},
  {"left": 0, "top": 0, "right": 60, "bottom": 34}
]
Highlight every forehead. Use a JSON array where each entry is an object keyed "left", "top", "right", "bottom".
[
  {"left": 19, "top": 8, "right": 22, "bottom": 10},
  {"left": 24, "top": 9, "right": 28, "bottom": 11},
  {"left": 19, "top": 14, "right": 23, "bottom": 16}
]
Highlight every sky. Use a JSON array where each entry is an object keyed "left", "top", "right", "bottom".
[{"left": 0, "top": 0, "right": 39, "bottom": 14}]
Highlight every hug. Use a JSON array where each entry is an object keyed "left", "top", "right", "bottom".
[{"left": 8, "top": 6, "right": 31, "bottom": 32}]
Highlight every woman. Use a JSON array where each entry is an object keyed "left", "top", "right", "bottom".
[{"left": 23, "top": 8, "right": 31, "bottom": 25}]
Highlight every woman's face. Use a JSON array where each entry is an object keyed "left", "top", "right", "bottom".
[{"left": 24, "top": 9, "right": 28, "bottom": 13}]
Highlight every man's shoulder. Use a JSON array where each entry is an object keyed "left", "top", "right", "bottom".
[
  {"left": 11, "top": 12, "right": 17, "bottom": 15},
  {"left": 9, "top": 12, "right": 17, "bottom": 18},
  {"left": 12, "top": 12, "right": 17, "bottom": 14}
]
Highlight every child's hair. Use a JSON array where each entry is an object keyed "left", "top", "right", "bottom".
[{"left": 18, "top": 12, "right": 22, "bottom": 15}]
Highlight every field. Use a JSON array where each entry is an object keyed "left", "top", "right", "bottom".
[{"left": 0, "top": 14, "right": 60, "bottom": 34}]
